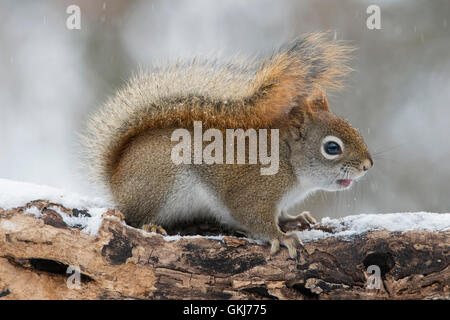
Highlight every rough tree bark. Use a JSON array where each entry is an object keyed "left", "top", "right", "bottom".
[{"left": 0, "top": 200, "right": 448, "bottom": 300}]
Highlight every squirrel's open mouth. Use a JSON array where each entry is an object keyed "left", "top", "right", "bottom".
[{"left": 336, "top": 179, "right": 353, "bottom": 188}]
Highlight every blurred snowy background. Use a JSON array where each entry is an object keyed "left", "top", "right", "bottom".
[{"left": 0, "top": 0, "right": 449, "bottom": 218}]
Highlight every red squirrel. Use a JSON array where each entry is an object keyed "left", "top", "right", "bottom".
[{"left": 83, "top": 32, "right": 372, "bottom": 258}]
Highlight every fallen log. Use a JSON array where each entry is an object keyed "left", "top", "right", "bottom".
[{"left": 0, "top": 200, "right": 448, "bottom": 299}]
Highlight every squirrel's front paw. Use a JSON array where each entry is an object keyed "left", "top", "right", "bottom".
[
  {"left": 270, "top": 231, "right": 303, "bottom": 259},
  {"left": 279, "top": 210, "right": 317, "bottom": 232}
]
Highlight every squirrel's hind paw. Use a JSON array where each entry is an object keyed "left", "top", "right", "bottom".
[
  {"left": 142, "top": 223, "right": 168, "bottom": 236},
  {"left": 270, "top": 231, "right": 303, "bottom": 259}
]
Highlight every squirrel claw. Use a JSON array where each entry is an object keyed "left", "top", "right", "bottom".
[
  {"left": 279, "top": 210, "right": 317, "bottom": 231},
  {"left": 142, "top": 223, "right": 168, "bottom": 236},
  {"left": 299, "top": 211, "right": 317, "bottom": 225},
  {"left": 270, "top": 231, "right": 304, "bottom": 259}
]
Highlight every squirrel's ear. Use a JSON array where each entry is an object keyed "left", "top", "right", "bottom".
[{"left": 307, "top": 89, "right": 330, "bottom": 113}]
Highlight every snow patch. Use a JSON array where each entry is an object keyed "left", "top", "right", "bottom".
[
  {"left": 298, "top": 212, "right": 450, "bottom": 242},
  {"left": 0, "top": 179, "right": 109, "bottom": 236},
  {"left": 163, "top": 234, "right": 225, "bottom": 242},
  {"left": 161, "top": 234, "right": 264, "bottom": 244},
  {"left": 23, "top": 206, "right": 43, "bottom": 218},
  {"left": 47, "top": 205, "right": 107, "bottom": 236},
  {"left": 0, "top": 178, "right": 110, "bottom": 210},
  {"left": 82, "top": 208, "right": 107, "bottom": 236}
]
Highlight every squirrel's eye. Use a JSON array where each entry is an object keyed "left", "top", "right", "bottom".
[
  {"left": 325, "top": 142, "right": 341, "bottom": 155},
  {"left": 321, "top": 136, "right": 344, "bottom": 160}
]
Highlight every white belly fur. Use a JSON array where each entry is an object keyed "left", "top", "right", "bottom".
[
  {"left": 155, "top": 170, "right": 242, "bottom": 230},
  {"left": 276, "top": 177, "right": 319, "bottom": 213}
]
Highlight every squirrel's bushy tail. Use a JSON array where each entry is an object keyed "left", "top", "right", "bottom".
[{"left": 82, "top": 32, "right": 354, "bottom": 186}]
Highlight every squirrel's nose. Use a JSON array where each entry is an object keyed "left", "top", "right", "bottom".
[{"left": 361, "top": 158, "right": 373, "bottom": 171}]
